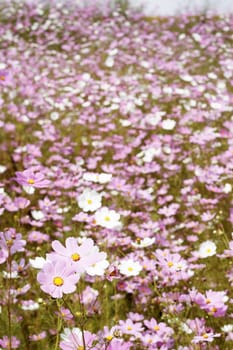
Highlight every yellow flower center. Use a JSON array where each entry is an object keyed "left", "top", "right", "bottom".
[
  {"left": 154, "top": 325, "right": 160, "bottom": 331},
  {"left": 53, "top": 276, "right": 64, "bottom": 286},
  {"left": 71, "top": 253, "right": 81, "bottom": 261},
  {"left": 206, "top": 248, "right": 212, "bottom": 253},
  {"left": 104, "top": 216, "right": 110, "bottom": 222},
  {"left": 87, "top": 199, "right": 92, "bottom": 204},
  {"left": 0, "top": 75, "right": 5, "bottom": 81},
  {"left": 77, "top": 347, "right": 84, "bottom": 350},
  {"left": 210, "top": 307, "right": 217, "bottom": 313},
  {"left": 27, "top": 178, "right": 35, "bottom": 185},
  {"left": 205, "top": 298, "right": 211, "bottom": 304},
  {"left": 202, "top": 333, "right": 209, "bottom": 339},
  {"left": 127, "top": 326, "right": 132, "bottom": 331},
  {"left": 6, "top": 239, "right": 13, "bottom": 246},
  {"left": 167, "top": 261, "right": 174, "bottom": 267},
  {"left": 106, "top": 335, "right": 113, "bottom": 341},
  {"left": 128, "top": 267, "right": 133, "bottom": 272}
]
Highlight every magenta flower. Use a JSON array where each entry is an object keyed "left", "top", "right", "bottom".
[{"left": 37, "top": 260, "right": 79, "bottom": 298}]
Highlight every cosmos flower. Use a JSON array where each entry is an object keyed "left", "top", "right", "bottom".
[
  {"left": 29, "top": 257, "right": 46, "bottom": 269},
  {"left": 0, "top": 247, "right": 8, "bottom": 264},
  {"left": 198, "top": 240, "right": 217, "bottom": 258},
  {"left": 0, "top": 228, "right": 26, "bottom": 255},
  {"left": 118, "top": 259, "right": 143, "bottom": 277},
  {"left": 107, "top": 339, "right": 132, "bottom": 350},
  {"left": 94, "top": 207, "right": 121, "bottom": 229},
  {"left": 161, "top": 119, "right": 176, "bottom": 130},
  {"left": 192, "top": 332, "right": 220, "bottom": 343},
  {"left": 21, "top": 300, "right": 40, "bottom": 311},
  {"left": 0, "top": 336, "right": 20, "bottom": 348},
  {"left": 77, "top": 188, "right": 102, "bottom": 212},
  {"left": 59, "top": 328, "right": 96, "bottom": 350},
  {"left": 119, "top": 318, "right": 143, "bottom": 338},
  {"left": 0, "top": 69, "right": 12, "bottom": 86},
  {"left": 37, "top": 260, "right": 79, "bottom": 298},
  {"left": 85, "top": 259, "right": 109, "bottom": 276},
  {"left": 131, "top": 237, "right": 155, "bottom": 248},
  {"left": 29, "top": 331, "right": 47, "bottom": 341},
  {"left": 83, "top": 172, "right": 112, "bottom": 184},
  {"left": 49, "top": 237, "right": 107, "bottom": 274},
  {"left": 15, "top": 168, "right": 50, "bottom": 194}
]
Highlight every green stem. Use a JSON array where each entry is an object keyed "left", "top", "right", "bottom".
[
  {"left": 7, "top": 251, "right": 12, "bottom": 350},
  {"left": 76, "top": 282, "right": 86, "bottom": 350},
  {"left": 54, "top": 300, "right": 63, "bottom": 350}
]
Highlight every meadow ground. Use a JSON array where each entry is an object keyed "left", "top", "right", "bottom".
[{"left": 0, "top": 1, "right": 233, "bottom": 349}]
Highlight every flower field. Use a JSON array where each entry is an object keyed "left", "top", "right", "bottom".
[{"left": 0, "top": 1, "right": 233, "bottom": 349}]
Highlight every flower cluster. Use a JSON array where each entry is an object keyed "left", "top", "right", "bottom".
[{"left": 37, "top": 237, "right": 108, "bottom": 298}]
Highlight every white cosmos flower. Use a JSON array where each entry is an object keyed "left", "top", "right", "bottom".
[
  {"left": 223, "top": 183, "right": 232, "bottom": 193},
  {"left": 21, "top": 301, "right": 40, "bottom": 311},
  {"left": 86, "top": 259, "right": 109, "bottom": 276},
  {"left": 105, "top": 56, "right": 114, "bottom": 67},
  {"left": 60, "top": 328, "right": 81, "bottom": 342},
  {"left": 119, "top": 259, "right": 143, "bottom": 277},
  {"left": 221, "top": 324, "right": 233, "bottom": 333},
  {"left": 0, "top": 165, "right": 7, "bottom": 173},
  {"left": 94, "top": 207, "right": 121, "bottom": 229},
  {"left": 83, "top": 172, "right": 112, "bottom": 184},
  {"left": 198, "top": 240, "right": 216, "bottom": 258},
  {"left": 77, "top": 188, "right": 102, "bottom": 212},
  {"left": 181, "top": 322, "right": 193, "bottom": 334},
  {"left": 23, "top": 185, "right": 35, "bottom": 194},
  {"left": 29, "top": 257, "right": 46, "bottom": 269},
  {"left": 137, "top": 147, "right": 160, "bottom": 163},
  {"left": 132, "top": 237, "right": 155, "bottom": 248},
  {"left": 31, "top": 210, "right": 44, "bottom": 221},
  {"left": 192, "top": 33, "right": 201, "bottom": 42},
  {"left": 161, "top": 119, "right": 176, "bottom": 130},
  {"left": 3, "top": 271, "right": 19, "bottom": 279}
]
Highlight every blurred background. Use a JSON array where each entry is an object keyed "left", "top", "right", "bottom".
[
  {"left": 75, "top": 0, "right": 233, "bottom": 15},
  {"left": 129, "top": 0, "right": 233, "bottom": 15}
]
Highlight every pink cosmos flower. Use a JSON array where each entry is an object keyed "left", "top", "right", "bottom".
[
  {"left": 29, "top": 331, "right": 47, "bottom": 341},
  {"left": 49, "top": 237, "right": 107, "bottom": 274},
  {"left": 15, "top": 168, "right": 50, "bottom": 193},
  {"left": 119, "top": 318, "right": 143, "bottom": 338},
  {"left": 0, "top": 336, "right": 20, "bottom": 349},
  {"left": 56, "top": 307, "right": 74, "bottom": 322},
  {"left": 0, "top": 69, "right": 12, "bottom": 86},
  {"left": 107, "top": 339, "right": 132, "bottom": 350},
  {"left": 192, "top": 332, "right": 220, "bottom": 343},
  {"left": 0, "top": 228, "right": 26, "bottom": 255},
  {"left": 37, "top": 260, "right": 79, "bottom": 298},
  {"left": 28, "top": 231, "right": 49, "bottom": 244},
  {"left": 191, "top": 290, "right": 228, "bottom": 317},
  {"left": 0, "top": 247, "right": 8, "bottom": 264}
]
